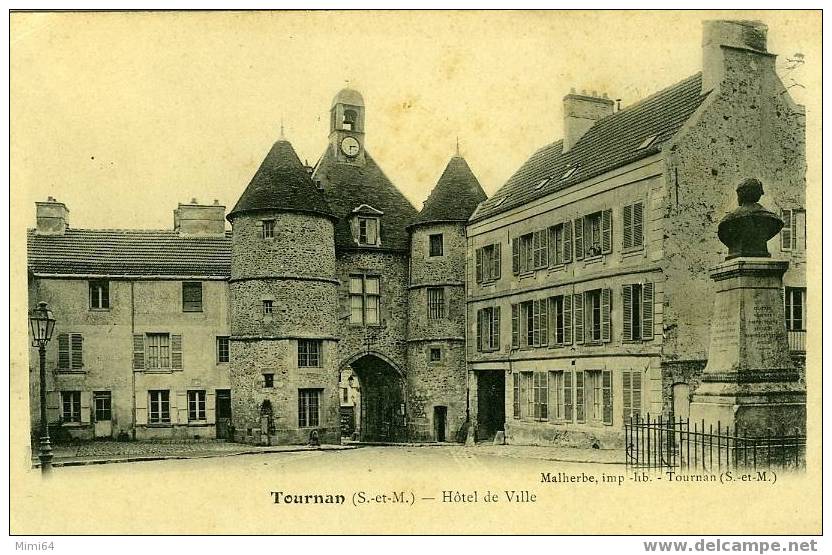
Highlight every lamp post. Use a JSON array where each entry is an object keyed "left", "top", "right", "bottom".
[{"left": 29, "top": 301, "right": 55, "bottom": 475}]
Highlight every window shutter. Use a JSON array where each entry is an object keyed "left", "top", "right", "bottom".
[
  {"left": 781, "top": 210, "right": 792, "bottom": 250},
  {"left": 563, "top": 220, "right": 572, "bottom": 263},
  {"left": 476, "top": 248, "right": 483, "bottom": 283},
  {"left": 632, "top": 371, "right": 642, "bottom": 417},
  {"left": 176, "top": 391, "right": 188, "bottom": 424},
  {"left": 71, "top": 334, "right": 83, "bottom": 369},
  {"left": 548, "top": 227, "right": 557, "bottom": 267},
  {"left": 622, "top": 284, "right": 633, "bottom": 341},
  {"left": 46, "top": 390, "right": 60, "bottom": 423},
  {"left": 80, "top": 391, "right": 92, "bottom": 424},
  {"left": 623, "top": 371, "right": 632, "bottom": 420},
  {"left": 531, "top": 302, "right": 540, "bottom": 346},
  {"left": 623, "top": 204, "right": 633, "bottom": 249},
  {"left": 633, "top": 201, "right": 644, "bottom": 247},
  {"left": 601, "top": 288, "right": 612, "bottom": 343},
  {"left": 493, "top": 307, "right": 501, "bottom": 350},
  {"left": 642, "top": 282, "right": 654, "bottom": 340},
  {"left": 494, "top": 243, "right": 501, "bottom": 279},
  {"left": 476, "top": 310, "right": 483, "bottom": 352},
  {"left": 575, "top": 371, "right": 585, "bottom": 422},
  {"left": 532, "top": 231, "right": 540, "bottom": 268},
  {"left": 539, "top": 299, "right": 548, "bottom": 347},
  {"left": 601, "top": 208, "right": 612, "bottom": 254},
  {"left": 602, "top": 370, "right": 612, "bottom": 424},
  {"left": 132, "top": 334, "right": 145, "bottom": 370},
  {"left": 58, "top": 333, "right": 70, "bottom": 369},
  {"left": 573, "top": 293, "right": 584, "bottom": 344},
  {"left": 563, "top": 294, "right": 573, "bottom": 345},
  {"left": 512, "top": 237, "right": 520, "bottom": 274},
  {"left": 511, "top": 304, "right": 519, "bottom": 348},
  {"left": 564, "top": 371, "right": 573, "bottom": 422},
  {"left": 791, "top": 210, "right": 798, "bottom": 250},
  {"left": 171, "top": 334, "right": 183, "bottom": 370},
  {"left": 574, "top": 217, "right": 584, "bottom": 260},
  {"left": 135, "top": 389, "right": 147, "bottom": 425},
  {"left": 206, "top": 391, "right": 216, "bottom": 424},
  {"left": 540, "top": 230, "right": 549, "bottom": 267}
]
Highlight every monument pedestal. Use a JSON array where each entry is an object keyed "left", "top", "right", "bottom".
[{"left": 689, "top": 258, "right": 806, "bottom": 437}]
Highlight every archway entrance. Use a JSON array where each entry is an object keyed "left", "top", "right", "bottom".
[{"left": 343, "top": 353, "right": 406, "bottom": 443}]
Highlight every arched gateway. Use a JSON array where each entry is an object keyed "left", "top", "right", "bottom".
[{"left": 340, "top": 352, "right": 406, "bottom": 443}]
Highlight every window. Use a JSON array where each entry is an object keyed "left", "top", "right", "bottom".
[
  {"left": 349, "top": 275, "right": 381, "bottom": 325},
  {"left": 548, "top": 222, "right": 572, "bottom": 266},
  {"left": 785, "top": 287, "right": 806, "bottom": 331},
  {"left": 148, "top": 390, "right": 170, "bottom": 424},
  {"left": 427, "top": 287, "right": 445, "bottom": 319},
  {"left": 549, "top": 295, "right": 573, "bottom": 346},
  {"left": 429, "top": 347, "right": 442, "bottom": 362},
  {"left": 585, "top": 370, "right": 613, "bottom": 425},
  {"left": 298, "top": 339, "right": 322, "bottom": 367},
  {"left": 57, "top": 333, "right": 83, "bottom": 370},
  {"left": 357, "top": 217, "right": 379, "bottom": 246},
  {"left": 622, "top": 370, "right": 642, "bottom": 421},
  {"left": 94, "top": 391, "right": 111, "bottom": 422},
  {"left": 182, "top": 282, "right": 203, "bottom": 312},
  {"left": 574, "top": 289, "right": 611, "bottom": 344},
  {"left": 263, "top": 373, "right": 274, "bottom": 388},
  {"left": 429, "top": 234, "right": 444, "bottom": 257},
  {"left": 61, "top": 391, "right": 81, "bottom": 423},
  {"left": 476, "top": 306, "right": 501, "bottom": 352},
  {"left": 262, "top": 300, "right": 274, "bottom": 315},
  {"left": 512, "top": 230, "right": 548, "bottom": 274},
  {"left": 188, "top": 390, "right": 206, "bottom": 421},
  {"left": 512, "top": 373, "right": 521, "bottom": 419},
  {"left": 623, "top": 283, "right": 654, "bottom": 341},
  {"left": 216, "top": 336, "right": 230, "bottom": 363},
  {"left": 262, "top": 219, "right": 276, "bottom": 240},
  {"left": 622, "top": 201, "right": 644, "bottom": 249},
  {"left": 146, "top": 333, "right": 171, "bottom": 369},
  {"left": 574, "top": 209, "right": 612, "bottom": 260},
  {"left": 780, "top": 209, "right": 806, "bottom": 251},
  {"left": 475, "top": 243, "right": 502, "bottom": 283},
  {"left": 298, "top": 389, "right": 321, "bottom": 428},
  {"left": 89, "top": 280, "right": 109, "bottom": 310},
  {"left": 532, "top": 372, "right": 548, "bottom": 420},
  {"left": 516, "top": 299, "right": 547, "bottom": 348}
]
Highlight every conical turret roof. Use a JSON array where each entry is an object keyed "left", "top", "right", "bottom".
[
  {"left": 228, "top": 139, "right": 336, "bottom": 221},
  {"left": 410, "top": 156, "right": 487, "bottom": 227}
]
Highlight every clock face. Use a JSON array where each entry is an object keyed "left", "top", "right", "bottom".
[{"left": 340, "top": 136, "right": 360, "bottom": 157}]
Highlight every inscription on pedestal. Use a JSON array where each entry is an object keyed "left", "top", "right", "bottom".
[
  {"left": 747, "top": 304, "right": 781, "bottom": 364},
  {"left": 708, "top": 302, "right": 738, "bottom": 363}
]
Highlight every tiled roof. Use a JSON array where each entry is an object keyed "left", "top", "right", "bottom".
[
  {"left": 470, "top": 73, "right": 708, "bottom": 222},
  {"left": 228, "top": 139, "right": 335, "bottom": 221},
  {"left": 314, "top": 148, "right": 418, "bottom": 251},
  {"left": 27, "top": 229, "right": 232, "bottom": 277},
  {"left": 410, "top": 156, "right": 487, "bottom": 227}
]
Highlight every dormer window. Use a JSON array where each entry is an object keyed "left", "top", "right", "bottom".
[
  {"left": 561, "top": 165, "right": 578, "bottom": 180},
  {"left": 358, "top": 217, "right": 378, "bottom": 245},
  {"left": 637, "top": 135, "right": 658, "bottom": 150},
  {"left": 352, "top": 204, "right": 384, "bottom": 247}
]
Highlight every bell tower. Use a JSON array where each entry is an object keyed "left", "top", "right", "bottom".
[{"left": 329, "top": 88, "right": 366, "bottom": 165}]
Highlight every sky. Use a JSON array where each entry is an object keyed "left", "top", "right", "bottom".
[{"left": 11, "top": 10, "right": 820, "bottom": 231}]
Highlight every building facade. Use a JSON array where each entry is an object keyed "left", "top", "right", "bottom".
[{"left": 26, "top": 20, "right": 806, "bottom": 448}]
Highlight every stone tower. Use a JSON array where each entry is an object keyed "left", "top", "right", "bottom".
[
  {"left": 227, "top": 138, "right": 340, "bottom": 445},
  {"left": 406, "top": 155, "right": 487, "bottom": 442},
  {"left": 328, "top": 88, "right": 366, "bottom": 166}
]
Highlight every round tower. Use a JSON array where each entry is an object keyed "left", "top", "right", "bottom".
[
  {"left": 406, "top": 155, "right": 487, "bottom": 442},
  {"left": 227, "top": 138, "right": 340, "bottom": 445}
]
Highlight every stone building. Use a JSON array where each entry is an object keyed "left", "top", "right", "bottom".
[
  {"left": 465, "top": 20, "right": 806, "bottom": 447},
  {"left": 26, "top": 19, "right": 805, "bottom": 449}
]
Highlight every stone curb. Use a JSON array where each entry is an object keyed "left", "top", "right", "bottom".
[{"left": 32, "top": 444, "right": 358, "bottom": 468}]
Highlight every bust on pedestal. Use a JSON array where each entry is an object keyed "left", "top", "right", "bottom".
[{"left": 688, "top": 178, "right": 806, "bottom": 437}]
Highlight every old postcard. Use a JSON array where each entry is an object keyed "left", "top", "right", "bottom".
[{"left": 9, "top": 9, "right": 822, "bottom": 537}]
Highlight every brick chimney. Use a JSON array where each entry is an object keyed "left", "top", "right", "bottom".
[
  {"left": 35, "top": 197, "right": 69, "bottom": 235},
  {"left": 174, "top": 198, "right": 226, "bottom": 237},
  {"left": 562, "top": 90, "right": 614, "bottom": 152},
  {"left": 702, "top": 20, "right": 769, "bottom": 94}
]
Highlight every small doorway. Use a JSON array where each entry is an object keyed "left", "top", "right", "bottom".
[
  {"left": 434, "top": 406, "right": 447, "bottom": 442},
  {"left": 477, "top": 371, "right": 505, "bottom": 441},
  {"left": 93, "top": 391, "right": 112, "bottom": 438},
  {"left": 216, "top": 389, "right": 232, "bottom": 439},
  {"left": 672, "top": 383, "right": 691, "bottom": 421}
]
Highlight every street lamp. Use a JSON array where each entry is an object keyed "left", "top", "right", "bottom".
[{"left": 29, "top": 301, "right": 55, "bottom": 475}]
